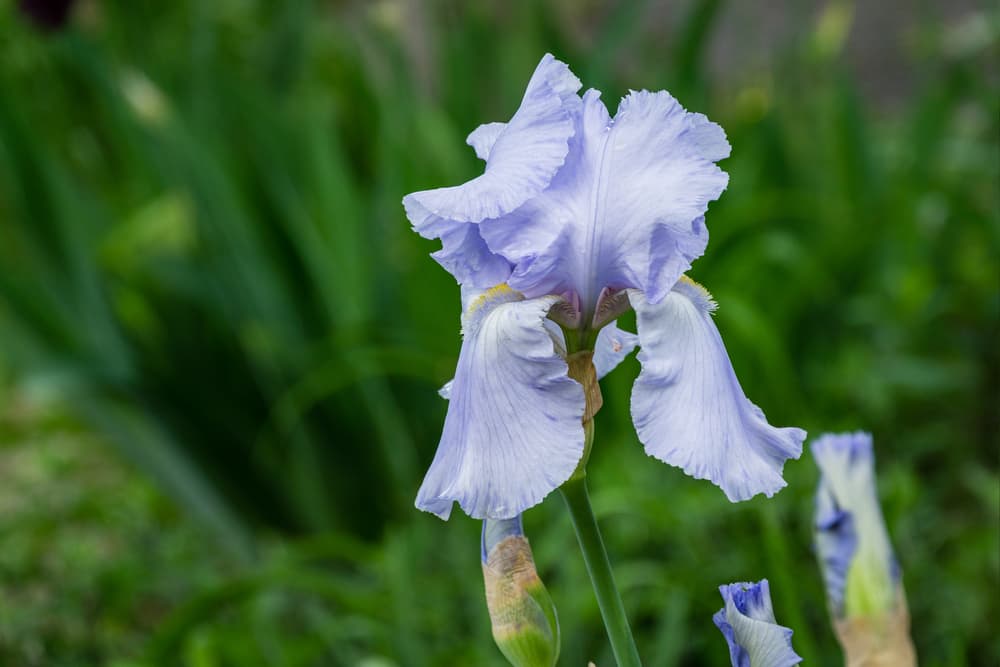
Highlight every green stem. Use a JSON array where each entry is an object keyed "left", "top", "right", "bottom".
[{"left": 560, "top": 476, "right": 642, "bottom": 667}]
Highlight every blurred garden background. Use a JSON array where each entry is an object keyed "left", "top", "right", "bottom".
[{"left": 0, "top": 0, "right": 997, "bottom": 665}]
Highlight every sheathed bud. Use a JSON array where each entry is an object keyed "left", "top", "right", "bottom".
[{"left": 482, "top": 516, "right": 559, "bottom": 667}]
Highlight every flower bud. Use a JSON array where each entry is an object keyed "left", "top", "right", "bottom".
[
  {"left": 812, "top": 432, "right": 916, "bottom": 666},
  {"left": 481, "top": 516, "right": 559, "bottom": 667},
  {"left": 713, "top": 579, "right": 802, "bottom": 667}
]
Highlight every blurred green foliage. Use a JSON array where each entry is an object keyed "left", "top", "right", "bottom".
[{"left": 0, "top": 1, "right": 997, "bottom": 665}]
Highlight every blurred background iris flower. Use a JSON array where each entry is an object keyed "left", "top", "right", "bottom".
[{"left": 0, "top": 1, "right": 996, "bottom": 665}]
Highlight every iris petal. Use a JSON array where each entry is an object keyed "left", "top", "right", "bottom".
[
  {"left": 405, "top": 54, "right": 579, "bottom": 225},
  {"left": 714, "top": 580, "right": 802, "bottom": 667},
  {"left": 481, "top": 90, "right": 609, "bottom": 300},
  {"left": 402, "top": 55, "right": 581, "bottom": 288},
  {"left": 628, "top": 281, "right": 805, "bottom": 501},
  {"left": 597, "top": 91, "right": 729, "bottom": 304},
  {"left": 403, "top": 54, "right": 580, "bottom": 290},
  {"left": 415, "top": 287, "right": 585, "bottom": 520},
  {"left": 430, "top": 222, "right": 513, "bottom": 288},
  {"left": 481, "top": 88, "right": 729, "bottom": 308},
  {"left": 467, "top": 122, "right": 507, "bottom": 161},
  {"left": 593, "top": 321, "right": 639, "bottom": 379}
]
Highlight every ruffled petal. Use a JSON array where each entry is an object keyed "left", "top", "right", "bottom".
[
  {"left": 403, "top": 54, "right": 580, "bottom": 289},
  {"left": 713, "top": 580, "right": 802, "bottom": 667},
  {"left": 403, "top": 54, "right": 581, "bottom": 229},
  {"left": 416, "top": 286, "right": 585, "bottom": 520},
  {"left": 595, "top": 91, "right": 729, "bottom": 304},
  {"left": 628, "top": 280, "right": 805, "bottom": 501},
  {"left": 437, "top": 295, "right": 567, "bottom": 400},
  {"left": 593, "top": 321, "right": 638, "bottom": 380},
  {"left": 481, "top": 88, "right": 729, "bottom": 308},
  {"left": 481, "top": 90, "right": 609, "bottom": 300},
  {"left": 430, "top": 221, "right": 512, "bottom": 289},
  {"left": 467, "top": 122, "right": 507, "bottom": 161}
]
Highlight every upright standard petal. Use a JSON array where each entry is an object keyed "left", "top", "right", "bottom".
[
  {"left": 415, "top": 286, "right": 585, "bottom": 520},
  {"left": 713, "top": 580, "right": 802, "bottom": 667},
  {"left": 402, "top": 55, "right": 581, "bottom": 288},
  {"left": 628, "top": 279, "right": 805, "bottom": 501},
  {"left": 405, "top": 54, "right": 579, "bottom": 226},
  {"left": 481, "top": 88, "right": 729, "bottom": 311},
  {"left": 430, "top": 221, "right": 513, "bottom": 288}
]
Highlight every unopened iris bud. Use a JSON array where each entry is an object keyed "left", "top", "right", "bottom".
[
  {"left": 713, "top": 579, "right": 802, "bottom": 667},
  {"left": 812, "top": 432, "right": 916, "bottom": 666},
  {"left": 481, "top": 516, "right": 559, "bottom": 667}
]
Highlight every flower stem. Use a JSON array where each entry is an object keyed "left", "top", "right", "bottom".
[{"left": 560, "top": 475, "right": 642, "bottom": 667}]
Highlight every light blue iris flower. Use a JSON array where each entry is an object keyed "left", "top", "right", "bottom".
[
  {"left": 713, "top": 580, "right": 802, "bottom": 667},
  {"left": 812, "top": 431, "right": 900, "bottom": 619},
  {"left": 404, "top": 54, "right": 805, "bottom": 520}
]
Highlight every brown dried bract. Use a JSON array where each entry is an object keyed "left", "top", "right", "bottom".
[
  {"left": 566, "top": 351, "right": 603, "bottom": 423},
  {"left": 835, "top": 594, "right": 917, "bottom": 667}
]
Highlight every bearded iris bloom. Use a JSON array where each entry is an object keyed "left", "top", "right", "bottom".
[
  {"left": 812, "top": 432, "right": 916, "bottom": 665},
  {"left": 713, "top": 580, "right": 801, "bottom": 667},
  {"left": 404, "top": 54, "right": 805, "bottom": 520}
]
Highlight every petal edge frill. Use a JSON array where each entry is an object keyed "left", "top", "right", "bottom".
[
  {"left": 416, "top": 288, "right": 586, "bottom": 520},
  {"left": 467, "top": 122, "right": 507, "bottom": 161},
  {"left": 601, "top": 91, "right": 730, "bottom": 305},
  {"left": 403, "top": 54, "right": 580, "bottom": 230},
  {"left": 628, "top": 281, "right": 805, "bottom": 501}
]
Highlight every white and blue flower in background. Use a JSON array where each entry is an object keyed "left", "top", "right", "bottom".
[
  {"left": 713, "top": 579, "right": 801, "bottom": 667},
  {"left": 812, "top": 431, "right": 916, "bottom": 665},
  {"left": 813, "top": 432, "right": 897, "bottom": 618},
  {"left": 404, "top": 53, "right": 806, "bottom": 521}
]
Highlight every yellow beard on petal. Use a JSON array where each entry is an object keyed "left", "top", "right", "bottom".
[
  {"left": 468, "top": 283, "right": 523, "bottom": 316},
  {"left": 677, "top": 274, "right": 718, "bottom": 311}
]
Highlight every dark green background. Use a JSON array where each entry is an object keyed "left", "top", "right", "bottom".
[{"left": 0, "top": 1, "right": 997, "bottom": 665}]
